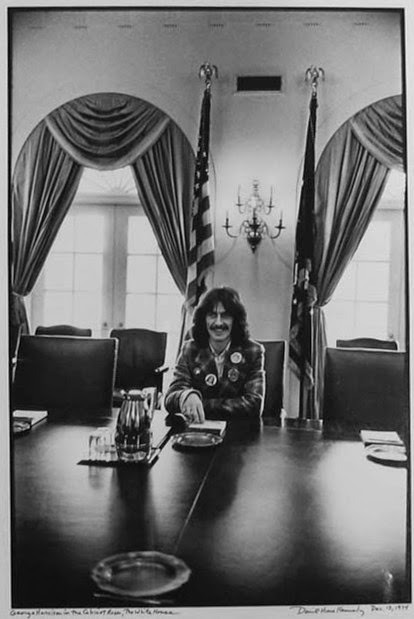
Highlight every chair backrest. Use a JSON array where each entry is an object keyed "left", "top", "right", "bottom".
[
  {"left": 35, "top": 325, "right": 92, "bottom": 337},
  {"left": 323, "top": 347, "right": 409, "bottom": 438},
  {"left": 336, "top": 337, "right": 398, "bottom": 350},
  {"left": 258, "top": 340, "right": 285, "bottom": 418},
  {"left": 109, "top": 328, "right": 167, "bottom": 390},
  {"left": 12, "top": 335, "right": 118, "bottom": 414}
]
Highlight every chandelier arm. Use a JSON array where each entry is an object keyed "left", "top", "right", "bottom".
[
  {"left": 269, "top": 223, "right": 286, "bottom": 239},
  {"left": 222, "top": 223, "right": 240, "bottom": 239}
]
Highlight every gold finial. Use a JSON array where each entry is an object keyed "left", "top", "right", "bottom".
[
  {"left": 305, "top": 66, "right": 325, "bottom": 95},
  {"left": 199, "top": 62, "right": 218, "bottom": 89}
]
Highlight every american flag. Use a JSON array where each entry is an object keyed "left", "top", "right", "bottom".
[
  {"left": 185, "top": 86, "right": 215, "bottom": 309},
  {"left": 289, "top": 92, "right": 318, "bottom": 415}
]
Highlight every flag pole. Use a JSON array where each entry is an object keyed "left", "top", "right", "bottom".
[
  {"left": 289, "top": 66, "right": 323, "bottom": 420},
  {"left": 184, "top": 62, "right": 217, "bottom": 313},
  {"left": 301, "top": 66, "right": 323, "bottom": 419}
]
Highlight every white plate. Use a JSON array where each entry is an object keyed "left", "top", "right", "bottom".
[
  {"left": 365, "top": 443, "right": 407, "bottom": 465},
  {"left": 91, "top": 550, "right": 191, "bottom": 598},
  {"left": 172, "top": 431, "right": 223, "bottom": 450}
]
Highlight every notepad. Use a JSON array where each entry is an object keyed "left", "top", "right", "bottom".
[
  {"left": 359, "top": 429, "right": 404, "bottom": 446},
  {"left": 13, "top": 409, "right": 48, "bottom": 427},
  {"left": 187, "top": 419, "right": 227, "bottom": 437}
]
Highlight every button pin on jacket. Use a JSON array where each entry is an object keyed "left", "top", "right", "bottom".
[
  {"left": 230, "top": 352, "right": 242, "bottom": 364},
  {"left": 205, "top": 373, "right": 217, "bottom": 386},
  {"left": 228, "top": 368, "right": 240, "bottom": 382}
]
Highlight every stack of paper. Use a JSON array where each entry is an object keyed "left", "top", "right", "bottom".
[
  {"left": 13, "top": 409, "right": 48, "bottom": 427},
  {"left": 359, "top": 430, "right": 404, "bottom": 446},
  {"left": 187, "top": 419, "right": 227, "bottom": 437}
]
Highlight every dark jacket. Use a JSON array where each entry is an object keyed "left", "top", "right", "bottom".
[{"left": 164, "top": 338, "right": 265, "bottom": 420}]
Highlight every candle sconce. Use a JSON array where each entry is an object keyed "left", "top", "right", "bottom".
[{"left": 223, "top": 180, "right": 285, "bottom": 253}]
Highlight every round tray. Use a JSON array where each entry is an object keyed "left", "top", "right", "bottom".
[
  {"left": 365, "top": 443, "right": 407, "bottom": 466},
  {"left": 13, "top": 420, "right": 31, "bottom": 437},
  {"left": 91, "top": 550, "right": 191, "bottom": 598},
  {"left": 172, "top": 431, "right": 223, "bottom": 450}
]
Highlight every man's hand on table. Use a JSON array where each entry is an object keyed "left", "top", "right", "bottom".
[{"left": 181, "top": 393, "right": 205, "bottom": 424}]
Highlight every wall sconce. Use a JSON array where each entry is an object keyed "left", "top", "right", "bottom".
[{"left": 223, "top": 180, "right": 285, "bottom": 253}]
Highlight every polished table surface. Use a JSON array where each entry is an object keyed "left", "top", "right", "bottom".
[{"left": 11, "top": 412, "right": 410, "bottom": 608}]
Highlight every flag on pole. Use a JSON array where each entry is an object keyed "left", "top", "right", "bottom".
[
  {"left": 185, "top": 85, "right": 215, "bottom": 309},
  {"left": 289, "top": 91, "right": 318, "bottom": 408}
]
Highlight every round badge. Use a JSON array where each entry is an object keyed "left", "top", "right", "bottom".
[
  {"left": 228, "top": 368, "right": 240, "bottom": 382},
  {"left": 230, "top": 352, "right": 242, "bottom": 364},
  {"left": 194, "top": 367, "right": 202, "bottom": 376},
  {"left": 205, "top": 373, "right": 217, "bottom": 387}
]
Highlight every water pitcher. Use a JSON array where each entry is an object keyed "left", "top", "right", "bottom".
[{"left": 115, "top": 388, "right": 157, "bottom": 462}]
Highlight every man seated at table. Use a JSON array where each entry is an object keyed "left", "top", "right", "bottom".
[{"left": 164, "top": 286, "right": 265, "bottom": 422}]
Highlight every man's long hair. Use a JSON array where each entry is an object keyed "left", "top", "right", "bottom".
[{"left": 192, "top": 286, "right": 250, "bottom": 347}]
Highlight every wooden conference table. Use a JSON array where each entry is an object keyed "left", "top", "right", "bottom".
[{"left": 11, "top": 411, "right": 410, "bottom": 608}]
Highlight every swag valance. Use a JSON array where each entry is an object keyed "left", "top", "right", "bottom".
[{"left": 45, "top": 93, "right": 170, "bottom": 169}]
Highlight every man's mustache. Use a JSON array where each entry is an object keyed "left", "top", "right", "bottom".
[{"left": 210, "top": 325, "right": 229, "bottom": 330}]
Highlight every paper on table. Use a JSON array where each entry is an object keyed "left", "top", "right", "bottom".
[
  {"left": 13, "top": 410, "right": 48, "bottom": 427},
  {"left": 359, "top": 429, "right": 404, "bottom": 446},
  {"left": 187, "top": 419, "right": 227, "bottom": 436}
]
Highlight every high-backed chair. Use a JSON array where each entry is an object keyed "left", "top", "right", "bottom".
[
  {"left": 336, "top": 337, "right": 399, "bottom": 350},
  {"left": 35, "top": 325, "right": 92, "bottom": 337},
  {"left": 109, "top": 328, "right": 168, "bottom": 405},
  {"left": 12, "top": 335, "right": 118, "bottom": 415},
  {"left": 258, "top": 340, "right": 286, "bottom": 418},
  {"left": 323, "top": 347, "right": 409, "bottom": 439}
]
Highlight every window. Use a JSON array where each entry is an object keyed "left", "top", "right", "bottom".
[
  {"left": 324, "top": 170, "right": 405, "bottom": 348},
  {"left": 124, "top": 216, "right": 183, "bottom": 335},
  {"left": 31, "top": 206, "right": 110, "bottom": 333},
  {"left": 29, "top": 168, "right": 183, "bottom": 362}
]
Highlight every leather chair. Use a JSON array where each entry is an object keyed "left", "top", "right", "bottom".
[
  {"left": 336, "top": 337, "right": 398, "bottom": 350},
  {"left": 35, "top": 325, "right": 92, "bottom": 337},
  {"left": 109, "top": 328, "right": 168, "bottom": 405},
  {"left": 323, "top": 347, "right": 409, "bottom": 439},
  {"left": 258, "top": 340, "right": 286, "bottom": 418},
  {"left": 12, "top": 335, "right": 118, "bottom": 414}
]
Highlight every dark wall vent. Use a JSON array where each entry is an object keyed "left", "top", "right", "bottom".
[{"left": 236, "top": 75, "right": 282, "bottom": 93}]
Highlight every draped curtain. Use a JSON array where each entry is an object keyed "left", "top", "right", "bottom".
[
  {"left": 11, "top": 92, "right": 194, "bottom": 336},
  {"left": 131, "top": 122, "right": 194, "bottom": 295},
  {"left": 312, "top": 95, "right": 404, "bottom": 417},
  {"left": 11, "top": 122, "right": 83, "bottom": 333}
]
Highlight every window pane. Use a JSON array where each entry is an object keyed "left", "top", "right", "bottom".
[
  {"left": 74, "top": 254, "right": 103, "bottom": 291},
  {"left": 332, "top": 263, "right": 356, "bottom": 301},
  {"left": 73, "top": 292, "right": 102, "bottom": 327},
  {"left": 157, "top": 260, "right": 179, "bottom": 294},
  {"left": 74, "top": 214, "right": 105, "bottom": 252},
  {"left": 44, "top": 292, "right": 72, "bottom": 324},
  {"left": 156, "top": 294, "right": 183, "bottom": 332},
  {"left": 52, "top": 216, "right": 74, "bottom": 252},
  {"left": 356, "top": 262, "right": 389, "bottom": 301},
  {"left": 125, "top": 294, "right": 156, "bottom": 329},
  {"left": 44, "top": 254, "right": 73, "bottom": 290},
  {"left": 128, "top": 216, "right": 158, "bottom": 254},
  {"left": 324, "top": 301, "right": 355, "bottom": 346},
  {"left": 354, "top": 222, "right": 391, "bottom": 261},
  {"left": 127, "top": 256, "right": 157, "bottom": 293},
  {"left": 355, "top": 303, "right": 388, "bottom": 338}
]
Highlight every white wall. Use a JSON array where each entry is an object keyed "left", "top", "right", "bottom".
[{"left": 10, "top": 8, "right": 403, "bottom": 412}]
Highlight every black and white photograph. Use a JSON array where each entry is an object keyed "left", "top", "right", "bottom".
[{"left": 2, "top": 1, "right": 413, "bottom": 618}]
